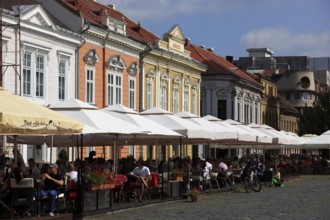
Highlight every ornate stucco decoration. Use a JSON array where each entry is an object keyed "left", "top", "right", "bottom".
[
  {"left": 83, "top": 49, "right": 99, "bottom": 66},
  {"left": 128, "top": 62, "right": 139, "bottom": 76}
]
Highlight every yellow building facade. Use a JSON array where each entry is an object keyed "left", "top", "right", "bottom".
[{"left": 139, "top": 25, "right": 207, "bottom": 161}]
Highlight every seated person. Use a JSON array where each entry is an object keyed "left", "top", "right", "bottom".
[
  {"left": 130, "top": 161, "right": 150, "bottom": 202},
  {"left": 65, "top": 162, "right": 78, "bottom": 183},
  {"left": 40, "top": 163, "right": 64, "bottom": 217},
  {"left": 1, "top": 167, "right": 31, "bottom": 217}
]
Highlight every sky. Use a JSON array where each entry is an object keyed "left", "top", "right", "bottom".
[{"left": 98, "top": 0, "right": 330, "bottom": 59}]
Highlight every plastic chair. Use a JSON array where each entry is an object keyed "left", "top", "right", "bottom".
[
  {"left": 10, "top": 178, "right": 34, "bottom": 218},
  {"left": 208, "top": 172, "right": 220, "bottom": 190},
  {"left": 124, "top": 175, "right": 140, "bottom": 203},
  {"left": 146, "top": 172, "right": 162, "bottom": 200},
  {"left": 114, "top": 174, "right": 127, "bottom": 203}
]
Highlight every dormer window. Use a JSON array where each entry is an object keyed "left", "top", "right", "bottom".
[{"left": 101, "top": 10, "right": 126, "bottom": 35}]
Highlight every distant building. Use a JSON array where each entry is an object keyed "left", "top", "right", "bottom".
[{"left": 238, "top": 48, "right": 325, "bottom": 116}]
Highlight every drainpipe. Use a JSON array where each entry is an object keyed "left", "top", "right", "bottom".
[
  {"left": 75, "top": 20, "right": 90, "bottom": 99},
  {"left": 103, "top": 29, "right": 112, "bottom": 107},
  {"left": 138, "top": 42, "right": 152, "bottom": 112}
]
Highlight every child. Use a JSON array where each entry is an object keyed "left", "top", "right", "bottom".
[{"left": 272, "top": 168, "right": 284, "bottom": 187}]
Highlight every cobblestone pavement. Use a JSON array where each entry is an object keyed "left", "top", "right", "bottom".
[{"left": 108, "top": 175, "right": 330, "bottom": 220}]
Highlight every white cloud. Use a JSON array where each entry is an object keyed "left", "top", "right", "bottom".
[{"left": 239, "top": 28, "right": 330, "bottom": 57}]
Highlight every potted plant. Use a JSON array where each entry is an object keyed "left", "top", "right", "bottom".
[
  {"left": 84, "top": 168, "right": 107, "bottom": 190},
  {"left": 170, "top": 169, "right": 184, "bottom": 181},
  {"left": 189, "top": 188, "right": 200, "bottom": 202}
]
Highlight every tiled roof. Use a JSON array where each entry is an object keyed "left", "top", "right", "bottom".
[
  {"left": 58, "top": 0, "right": 159, "bottom": 44},
  {"left": 186, "top": 44, "right": 261, "bottom": 86},
  {"left": 278, "top": 95, "right": 299, "bottom": 114}
]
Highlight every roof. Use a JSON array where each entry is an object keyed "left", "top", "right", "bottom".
[
  {"left": 1, "top": 0, "right": 39, "bottom": 10},
  {"left": 278, "top": 95, "right": 299, "bottom": 115},
  {"left": 58, "top": 0, "right": 159, "bottom": 44},
  {"left": 186, "top": 44, "right": 261, "bottom": 87}
]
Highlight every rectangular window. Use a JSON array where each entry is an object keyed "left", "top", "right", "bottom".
[
  {"left": 107, "top": 74, "right": 114, "bottom": 105},
  {"left": 86, "top": 69, "right": 94, "bottom": 103},
  {"left": 160, "top": 85, "right": 167, "bottom": 110},
  {"left": 147, "top": 81, "right": 152, "bottom": 109},
  {"left": 129, "top": 78, "right": 135, "bottom": 109},
  {"left": 35, "top": 55, "right": 44, "bottom": 97},
  {"left": 58, "top": 60, "right": 66, "bottom": 100},
  {"left": 23, "top": 52, "right": 32, "bottom": 96},
  {"left": 107, "top": 73, "right": 122, "bottom": 105},
  {"left": 217, "top": 100, "right": 227, "bottom": 120},
  {"left": 302, "top": 92, "right": 309, "bottom": 101},
  {"left": 237, "top": 103, "right": 240, "bottom": 121},
  {"left": 184, "top": 90, "right": 189, "bottom": 112},
  {"left": 192, "top": 92, "right": 197, "bottom": 114},
  {"left": 244, "top": 104, "right": 249, "bottom": 124},
  {"left": 293, "top": 92, "right": 301, "bottom": 100},
  {"left": 115, "top": 75, "right": 122, "bottom": 104},
  {"left": 173, "top": 88, "right": 179, "bottom": 113}
]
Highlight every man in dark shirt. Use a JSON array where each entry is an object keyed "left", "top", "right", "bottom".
[{"left": 40, "top": 163, "right": 64, "bottom": 216}]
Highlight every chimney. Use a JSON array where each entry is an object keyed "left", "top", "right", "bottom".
[
  {"left": 107, "top": 4, "right": 115, "bottom": 10},
  {"left": 207, "top": 47, "right": 214, "bottom": 52},
  {"left": 184, "top": 38, "right": 190, "bottom": 46},
  {"left": 226, "top": 56, "right": 233, "bottom": 63}
]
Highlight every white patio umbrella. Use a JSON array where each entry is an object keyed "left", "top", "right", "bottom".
[
  {"left": 304, "top": 130, "right": 330, "bottom": 149},
  {"left": 247, "top": 123, "right": 289, "bottom": 147},
  {"left": 140, "top": 107, "right": 212, "bottom": 144},
  {"left": 175, "top": 112, "right": 237, "bottom": 143},
  {"left": 279, "top": 130, "right": 304, "bottom": 148},
  {"left": 222, "top": 119, "right": 258, "bottom": 143},
  {"left": 101, "top": 104, "right": 182, "bottom": 145}
]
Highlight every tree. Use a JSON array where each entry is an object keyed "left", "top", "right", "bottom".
[{"left": 298, "top": 90, "right": 330, "bottom": 136}]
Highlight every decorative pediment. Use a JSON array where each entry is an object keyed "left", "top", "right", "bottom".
[
  {"left": 15, "top": 5, "right": 56, "bottom": 30},
  {"left": 173, "top": 75, "right": 181, "bottom": 85},
  {"left": 147, "top": 69, "right": 156, "bottom": 78},
  {"left": 216, "top": 89, "right": 229, "bottom": 97},
  {"left": 106, "top": 55, "right": 126, "bottom": 72},
  {"left": 128, "top": 62, "right": 138, "bottom": 76},
  {"left": 83, "top": 49, "right": 99, "bottom": 66},
  {"left": 184, "top": 79, "right": 190, "bottom": 87},
  {"left": 160, "top": 73, "right": 169, "bottom": 82}
]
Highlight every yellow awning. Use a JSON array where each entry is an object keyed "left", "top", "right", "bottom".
[{"left": 0, "top": 88, "right": 83, "bottom": 134}]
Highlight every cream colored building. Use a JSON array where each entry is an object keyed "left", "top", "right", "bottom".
[{"left": 140, "top": 25, "right": 207, "bottom": 160}]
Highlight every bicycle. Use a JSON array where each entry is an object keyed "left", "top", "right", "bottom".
[
  {"left": 233, "top": 167, "right": 262, "bottom": 193},
  {"left": 243, "top": 169, "right": 262, "bottom": 193}
]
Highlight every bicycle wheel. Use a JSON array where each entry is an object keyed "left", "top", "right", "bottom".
[
  {"left": 251, "top": 179, "right": 262, "bottom": 192},
  {"left": 244, "top": 177, "right": 252, "bottom": 193}
]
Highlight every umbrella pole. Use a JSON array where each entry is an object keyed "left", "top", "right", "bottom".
[
  {"left": 50, "top": 135, "right": 53, "bottom": 163},
  {"left": 114, "top": 134, "right": 118, "bottom": 174},
  {"left": 14, "top": 135, "right": 18, "bottom": 165}
]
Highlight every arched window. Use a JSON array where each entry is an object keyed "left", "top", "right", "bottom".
[
  {"left": 172, "top": 76, "right": 180, "bottom": 113},
  {"left": 183, "top": 79, "right": 190, "bottom": 112},
  {"left": 160, "top": 73, "right": 169, "bottom": 110},
  {"left": 146, "top": 70, "right": 155, "bottom": 109}
]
